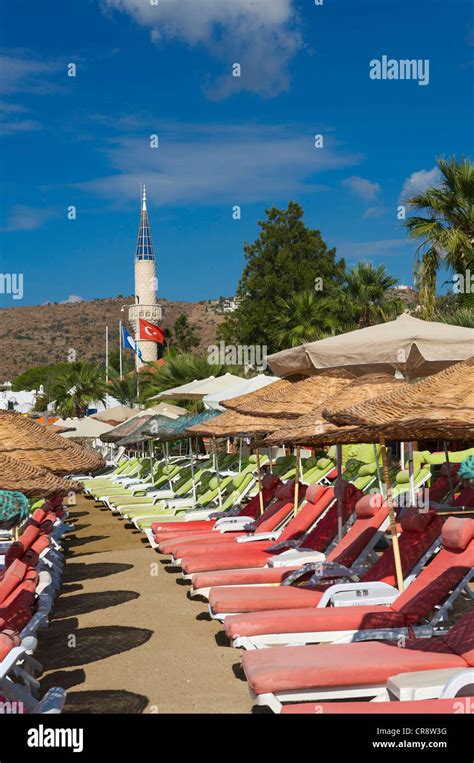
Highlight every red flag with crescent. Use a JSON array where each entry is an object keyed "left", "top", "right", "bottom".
[{"left": 139, "top": 319, "right": 165, "bottom": 344}]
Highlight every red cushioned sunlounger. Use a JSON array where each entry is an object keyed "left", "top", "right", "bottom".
[
  {"left": 242, "top": 607, "right": 474, "bottom": 708},
  {"left": 158, "top": 480, "right": 302, "bottom": 554},
  {"left": 225, "top": 516, "right": 473, "bottom": 644},
  {"left": 152, "top": 475, "right": 281, "bottom": 539},
  {"left": 191, "top": 492, "right": 386, "bottom": 595},
  {"left": 212, "top": 505, "right": 442, "bottom": 617},
  {"left": 181, "top": 482, "right": 362, "bottom": 575}
]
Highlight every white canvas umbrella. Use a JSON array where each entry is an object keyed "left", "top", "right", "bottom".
[
  {"left": 203, "top": 375, "right": 280, "bottom": 410},
  {"left": 151, "top": 373, "right": 244, "bottom": 401},
  {"left": 267, "top": 314, "right": 474, "bottom": 379},
  {"left": 55, "top": 417, "right": 113, "bottom": 439}
]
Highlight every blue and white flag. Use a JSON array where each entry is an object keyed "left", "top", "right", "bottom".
[{"left": 122, "top": 325, "right": 143, "bottom": 361}]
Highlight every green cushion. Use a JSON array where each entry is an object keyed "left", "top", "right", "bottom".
[
  {"left": 317, "top": 457, "right": 332, "bottom": 469},
  {"left": 358, "top": 462, "right": 377, "bottom": 477}
]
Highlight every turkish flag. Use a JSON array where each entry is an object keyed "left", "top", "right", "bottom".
[{"left": 139, "top": 319, "right": 165, "bottom": 344}]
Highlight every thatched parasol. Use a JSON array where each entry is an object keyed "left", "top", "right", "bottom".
[
  {"left": 261, "top": 373, "right": 406, "bottom": 445},
  {"left": 325, "top": 358, "right": 474, "bottom": 430},
  {"left": 0, "top": 412, "right": 105, "bottom": 475},
  {"left": 222, "top": 370, "right": 356, "bottom": 418},
  {"left": 186, "top": 409, "right": 292, "bottom": 437},
  {"left": 0, "top": 452, "right": 83, "bottom": 497}
]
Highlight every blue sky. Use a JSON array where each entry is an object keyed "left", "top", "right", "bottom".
[{"left": 0, "top": 0, "right": 473, "bottom": 306}]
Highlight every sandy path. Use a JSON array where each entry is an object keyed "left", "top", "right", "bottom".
[{"left": 36, "top": 494, "right": 250, "bottom": 714}]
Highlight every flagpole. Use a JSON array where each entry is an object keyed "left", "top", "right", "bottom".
[
  {"left": 105, "top": 325, "right": 109, "bottom": 409},
  {"left": 119, "top": 320, "right": 123, "bottom": 380}
]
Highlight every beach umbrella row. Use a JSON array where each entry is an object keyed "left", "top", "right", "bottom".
[{"left": 0, "top": 411, "right": 105, "bottom": 475}]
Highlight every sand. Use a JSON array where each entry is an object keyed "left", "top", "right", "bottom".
[{"left": 36, "top": 494, "right": 250, "bottom": 714}]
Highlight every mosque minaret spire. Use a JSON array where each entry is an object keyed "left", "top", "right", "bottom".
[{"left": 131, "top": 184, "right": 161, "bottom": 368}]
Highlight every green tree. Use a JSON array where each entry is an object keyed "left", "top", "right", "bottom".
[
  {"left": 271, "top": 290, "right": 344, "bottom": 349},
  {"left": 219, "top": 202, "right": 346, "bottom": 350},
  {"left": 107, "top": 369, "right": 141, "bottom": 407},
  {"left": 171, "top": 314, "right": 200, "bottom": 353},
  {"left": 345, "top": 262, "right": 402, "bottom": 327},
  {"left": 108, "top": 348, "right": 135, "bottom": 376},
  {"left": 42, "top": 361, "right": 106, "bottom": 417},
  {"left": 12, "top": 362, "right": 72, "bottom": 392},
  {"left": 403, "top": 156, "right": 474, "bottom": 315}
]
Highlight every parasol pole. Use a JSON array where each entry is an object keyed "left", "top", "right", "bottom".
[
  {"left": 268, "top": 447, "right": 273, "bottom": 474},
  {"left": 238, "top": 437, "right": 243, "bottom": 473},
  {"left": 255, "top": 445, "right": 265, "bottom": 515},
  {"left": 336, "top": 443, "right": 344, "bottom": 541},
  {"left": 213, "top": 437, "right": 222, "bottom": 507},
  {"left": 293, "top": 446, "right": 301, "bottom": 517},
  {"left": 400, "top": 441, "right": 405, "bottom": 469},
  {"left": 373, "top": 443, "right": 384, "bottom": 496},
  {"left": 380, "top": 436, "right": 404, "bottom": 592},
  {"left": 443, "top": 441, "right": 455, "bottom": 500},
  {"left": 407, "top": 442, "right": 416, "bottom": 507},
  {"left": 189, "top": 437, "right": 197, "bottom": 504}
]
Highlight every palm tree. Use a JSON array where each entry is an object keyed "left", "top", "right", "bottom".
[
  {"left": 271, "top": 291, "right": 343, "bottom": 349},
  {"left": 47, "top": 361, "right": 106, "bottom": 417},
  {"left": 345, "top": 262, "right": 402, "bottom": 327},
  {"left": 107, "top": 369, "right": 141, "bottom": 407},
  {"left": 403, "top": 156, "right": 474, "bottom": 315},
  {"left": 140, "top": 350, "right": 244, "bottom": 412}
]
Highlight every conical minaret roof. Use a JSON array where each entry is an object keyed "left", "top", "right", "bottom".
[{"left": 135, "top": 185, "right": 155, "bottom": 261}]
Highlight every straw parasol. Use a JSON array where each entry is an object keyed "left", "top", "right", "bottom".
[
  {"left": 222, "top": 370, "right": 356, "bottom": 418},
  {"left": 325, "top": 357, "right": 474, "bottom": 434},
  {"left": 0, "top": 452, "right": 83, "bottom": 497},
  {"left": 261, "top": 373, "right": 406, "bottom": 445},
  {"left": 0, "top": 412, "right": 105, "bottom": 475},
  {"left": 186, "top": 409, "right": 290, "bottom": 437}
]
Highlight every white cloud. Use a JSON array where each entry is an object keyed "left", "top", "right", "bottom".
[
  {"left": 100, "top": 0, "right": 302, "bottom": 98},
  {"left": 60, "top": 295, "right": 85, "bottom": 304},
  {"left": 0, "top": 51, "right": 62, "bottom": 95},
  {"left": 1, "top": 205, "right": 56, "bottom": 232},
  {"left": 400, "top": 166, "right": 441, "bottom": 201},
  {"left": 363, "top": 206, "right": 386, "bottom": 219},
  {"left": 341, "top": 176, "right": 381, "bottom": 201},
  {"left": 75, "top": 122, "right": 363, "bottom": 206}
]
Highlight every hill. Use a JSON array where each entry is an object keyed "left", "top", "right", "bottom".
[{"left": 0, "top": 297, "right": 226, "bottom": 382}]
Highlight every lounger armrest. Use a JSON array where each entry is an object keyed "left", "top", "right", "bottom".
[
  {"left": 333, "top": 625, "right": 435, "bottom": 644},
  {"left": 214, "top": 516, "right": 254, "bottom": 531},
  {"left": 318, "top": 581, "right": 399, "bottom": 608},
  {"left": 268, "top": 550, "right": 327, "bottom": 569},
  {"left": 236, "top": 531, "right": 281, "bottom": 543}
]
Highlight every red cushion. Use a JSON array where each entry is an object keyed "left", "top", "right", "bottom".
[
  {"left": 445, "top": 608, "right": 474, "bottom": 666},
  {"left": 400, "top": 507, "right": 436, "bottom": 533},
  {"left": 305, "top": 484, "right": 326, "bottom": 504},
  {"left": 441, "top": 517, "right": 474, "bottom": 550},
  {"left": 0, "top": 559, "right": 27, "bottom": 604},
  {"left": 18, "top": 525, "right": 39, "bottom": 550},
  {"left": 4, "top": 542, "right": 25, "bottom": 569},
  {"left": 192, "top": 566, "right": 300, "bottom": 591},
  {"left": 211, "top": 586, "right": 324, "bottom": 616},
  {"left": 242, "top": 639, "right": 466, "bottom": 696},
  {"left": 0, "top": 630, "right": 20, "bottom": 662},
  {"left": 355, "top": 493, "right": 384, "bottom": 518}
]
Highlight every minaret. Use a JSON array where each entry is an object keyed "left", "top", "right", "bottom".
[{"left": 131, "top": 186, "right": 162, "bottom": 369}]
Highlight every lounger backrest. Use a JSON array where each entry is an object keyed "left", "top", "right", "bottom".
[
  {"left": 0, "top": 559, "right": 27, "bottom": 604},
  {"left": 363, "top": 508, "right": 443, "bottom": 585},
  {"left": 276, "top": 486, "right": 332, "bottom": 543},
  {"left": 1, "top": 565, "right": 38, "bottom": 609},
  {"left": 255, "top": 484, "right": 307, "bottom": 533},
  {"left": 326, "top": 494, "right": 389, "bottom": 567},
  {"left": 18, "top": 524, "right": 40, "bottom": 550},
  {"left": 28, "top": 508, "right": 47, "bottom": 526},
  {"left": 444, "top": 607, "right": 474, "bottom": 666},
  {"left": 392, "top": 518, "right": 474, "bottom": 623},
  {"left": 22, "top": 534, "right": 50, "bottom": 566},
  {"left": 298, "top": 483, "right": 362, "bottom": 553},
  {"left": 0, "top": 567, "right": 39, "bottom": 631}
]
